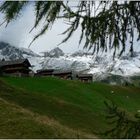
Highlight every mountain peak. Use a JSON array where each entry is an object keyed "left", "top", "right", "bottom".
[
  {"left": 0, "top": 41, "right": 40, "bottom": 60},
  {"left": 42, "top": 47, "right": 64, "bottom": 58}
]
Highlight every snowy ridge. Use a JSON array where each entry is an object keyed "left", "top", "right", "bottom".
[
  {"left": 0, "top": 42, "right": 140, "bottom": 79},
  {"left": 0, "top": 42, "right": 40, "bottom": 59},
  {"left": 42, "top": 51, "right": 140, "bottom": 77}
]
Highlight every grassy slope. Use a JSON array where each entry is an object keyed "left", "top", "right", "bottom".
[
  {"left": 0, "top": 76, "right": 140, "bottom": 138},
  {"left": 0, "top": 98, "right": 87, "bottom": 138}
]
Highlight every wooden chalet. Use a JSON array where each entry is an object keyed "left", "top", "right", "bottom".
[
  {"left": 76, "top": 74, "right": 93, "bottom": 82},
  {"left": 36, "top": 69, "right": 54, "bottom": 76},
  {"left": 0, "top": 59, "right": 31, "bottom": 77},
  {"left": 52, "top": 71, "right": 72, "bottom": 80}
]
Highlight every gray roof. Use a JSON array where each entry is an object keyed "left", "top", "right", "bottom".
[
  {"left": 0, "top": 59, "right": 31, "bottom": 67},
  {"left": 53, "top": 70, "right": 72, "bottom": 75},
  {"left": 37, "top": 69, "right": 54, "bottom": 73},
  {"left": 77, "top": 74, "right": 93, "bottom": 78}
]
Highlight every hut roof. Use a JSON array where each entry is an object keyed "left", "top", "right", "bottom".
[
  {"left": 0, "top": 59, "right": 31, "bottom": 67},
  {"left": 77, "top": 74, "right": 93, "bottom": 78},
  {"left": 53, "top": 70, "right": 72, "bottom": 75},
  {"left": 37, "top": 69, "right": 54, "bottom": 73}
]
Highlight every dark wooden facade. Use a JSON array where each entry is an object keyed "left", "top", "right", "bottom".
[
  {"left": 36, "top": 69, "right": 54, "bottom": 76},
  {"left": 76, "top": 74, "right": 93, "bottom": 82},
  {"left": 52, "top": 71, "right": 72, "bottom": 80},
  {"left": 35, "top": 69, "right": 72, "bottom": 80},
  {"left": 0, "top": 59, "right": 31, "bottom": 77}
]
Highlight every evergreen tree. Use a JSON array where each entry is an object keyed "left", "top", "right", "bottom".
[
  {"left": 103, "top": 101, "right": 140, "bottom": 138},
  {"left": 0, "top": 1, "right": 140, "bottom": 57}
]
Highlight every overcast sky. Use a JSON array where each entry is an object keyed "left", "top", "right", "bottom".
[
  {"left": 0, "top": 3, "right": 85, "bottom": 54},
  {"left": 0, "top": 2, "right": 140, "bottom": 55}
]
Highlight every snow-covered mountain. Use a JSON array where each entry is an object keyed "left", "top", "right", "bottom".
[
  {"left": 0, "top": 42, "right": 40, "bottom": 59},
  {"left": 0, "top": 41, "right": 140, "bottom": 84},
  {"left": 42, "top": 49, "right": 140, "bottom": 76}
]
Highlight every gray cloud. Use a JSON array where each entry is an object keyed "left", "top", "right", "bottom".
[{"left": 0, "top": 4, "right": 83, "bottom": 54}]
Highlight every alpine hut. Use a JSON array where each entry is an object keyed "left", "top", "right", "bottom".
[
  {"left": 36, "top": 69, "right": 54, "bottom": 76},
  {"left": 76, "top": 74, "right": 93, "bottom": 82},
  {"left": 53, "top": 70, "right": 72, "bottom": 80},
  {"left": 0, "top": 59, "right": 31, "bottom": 77}
]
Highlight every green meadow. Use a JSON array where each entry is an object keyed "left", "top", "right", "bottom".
[{"left": 0, "top": 76, "right": 140, "bottom": 138}]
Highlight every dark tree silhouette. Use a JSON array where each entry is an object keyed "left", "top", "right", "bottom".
[
  {"left": 103, "top": 101, "right": 140, "bottom": 138},
  {"left": 0, "top": 1, "right": 140, "bottom": 57}
]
